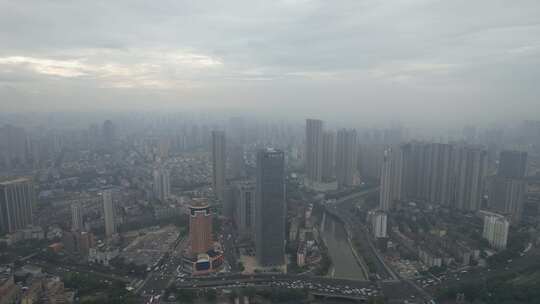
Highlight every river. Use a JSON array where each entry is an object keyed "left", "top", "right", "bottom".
[{"left": 320, "top": 212, "right": 367, "bottom": 280}]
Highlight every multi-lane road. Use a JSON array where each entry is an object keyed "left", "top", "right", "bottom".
[
  {"left": 172, "top": 273, "right": 430, "bottom": 302},
  {"left": 137, "top": 236, "right": 187, "bottom": 297}
]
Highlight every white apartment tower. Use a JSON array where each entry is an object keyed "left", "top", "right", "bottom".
[
  {"left": 482, "top": 213, "right": 509, "bottom": 250},
  {"left": 153, "top": 167, "right": 171, "bottom": 202}
]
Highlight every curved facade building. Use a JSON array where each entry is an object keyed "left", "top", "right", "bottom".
[{"left": 189, "top": 199, "right": 213, "bottom": 255}]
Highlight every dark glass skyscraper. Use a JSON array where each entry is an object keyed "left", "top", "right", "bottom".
[
  {"left": 305, "top": 119, "right": 323, "bottom": 183},
  {"left": 211, "top": 131, "right": 226, "bottom": 201},
  {"left": 255, "top": 148, "right": 286, "bottom": 266}
]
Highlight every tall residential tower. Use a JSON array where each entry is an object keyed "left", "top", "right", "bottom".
[
  {"left": 490, "top": 150, "right": 528, "bottom": 222},
  {"left": 336, "top": 129, "right": 358, "bottom": 188},
  {"left": 153, "top": 167, "right": 171, "bottom": 202},
  {"left": 102, "top": 190, "right": 116, "bottom": 237},
  {"left": 305, "top": 119, "right": 323, "bottom": 183},
  {"left": 0, "top": 178, "right": 34, "bottom": 234},
  {"left": 322, "top": 131, "right": 336, "bottom": 182}
]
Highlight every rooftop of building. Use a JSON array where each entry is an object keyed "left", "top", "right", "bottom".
[
  {"left": 263, "top": 147, "right": 283, "bottom": 153},
  {"left": 0, "top": 177, "right": 31, "bottom": 185},
  {"left": 189, "top": 198, "right": 209, "bottom": 208}
]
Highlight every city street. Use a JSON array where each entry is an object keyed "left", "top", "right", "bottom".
[{"left": 137, "top": 236, "right": 187, "bottom": 297}]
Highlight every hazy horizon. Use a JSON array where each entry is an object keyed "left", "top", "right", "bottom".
[{"left": 1, "top": 0, "right": 539, "bottom": 125}]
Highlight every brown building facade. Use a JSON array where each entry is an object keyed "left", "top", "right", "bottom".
[{"left": 189, "top": 199, "right": 213, "bottom": 255}]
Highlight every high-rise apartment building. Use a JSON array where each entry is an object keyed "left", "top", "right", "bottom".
[
  {"left": 0, "top": 125, "right": 28, "bottom": 169},
  {"left": 71, "top": 202, "right": 84, "bottom": 232},
  {"left": 379, "top": 149, "right": 398, "bottom": 211},
  {"left": 398, "top": 142, "right": 487, "bottom": 211},
  {"left": 211, "top": 131, "right": 226, "bottom": 201},
  {"left": 368, "top": 210, "right": 388, "bottom": 238},
  {"left": 482, "top": 213, "right": 509, "bottom": 250},
  {"left": 399, "top": 142, "right": 453, "bottom": 205},
  {"left": 153, "top": 167, "right": 171, "bottom": 202},
  {"left": 490, "top": 150, "right": 528, "bottom": 222},
  {"left": 234, "top": 181, "right": 255, "bottom": 237},
  {"left": 336, "top": 129, "right": 358, "bottom": 188},
  {"left": 0, "top": 177, "right": 34, "bottom": 234},
  {"left": 102, "top": 190, "right": 116, "bottom": 237},
  {"left": 454, "top": 146, "right": 488, "bottom": 211},
  {"left": 426, "top": 143, "right": 454, "bottom": 206},
  {"left": 189, "top": 199, "right": 213, "bottom": 255},
  {"left": 255, "top": 148, "right": 286, "bottom": 266},
  {"left": 490, "top": 179, "right": 525, "bottom": 221},
  {"left": 321, "top": 131, "right": 335, "bottom": 182},
  {"left": 305, "top": 119, "right": 323, "bottom": 183}
]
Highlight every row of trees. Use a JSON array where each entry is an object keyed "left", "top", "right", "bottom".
[{"left": 437, "top": 254, "right": 540, "bottom": 303}]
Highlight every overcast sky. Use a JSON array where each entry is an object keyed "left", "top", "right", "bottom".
[{"left": 0, "top": 0, "right": 539, "bottom": 125}]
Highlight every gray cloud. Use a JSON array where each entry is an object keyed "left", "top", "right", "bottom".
[{"left": 0, "top": 0, "right": 539, "bottom": 125}]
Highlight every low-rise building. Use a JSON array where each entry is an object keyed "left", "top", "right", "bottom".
[
  {"left": 0, "top": 274, "right": 19, "bottom": 304},
  {"left": 2, "top": 226, "right": 45, "bottom": 245},
  {"left": 88, "top": 247, "right": 119, "bottom": 266}
]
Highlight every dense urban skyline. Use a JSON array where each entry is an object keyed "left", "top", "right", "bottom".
[{"left": 1, "top": 1, "right": 540, "bottom": 303}]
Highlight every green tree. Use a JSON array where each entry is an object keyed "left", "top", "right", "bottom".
[
  {"left": 205, "top": 289, "right": 217, "bottom": 302},
  {"left": 176, "top": 289, "right": 196, "bottom": 303}
]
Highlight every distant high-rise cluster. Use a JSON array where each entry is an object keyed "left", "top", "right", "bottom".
[
  {"left": 102, "top": 120, "right": 116, "bottom": 146},
  {"left": 211, "top": 130, "right": 226, "bottom": 201},
  {"left": 0, "top": 125, "right": 29, "bottom": 169},
  {"left": 380, "top": 142, "right": 488, "bottom": 211},
  {"left": 0, "top": 178, "right": 34, "bottom": 234},
  {"left": 305, "top": 119, "right": 359, "bottom": 188},
  {"left": 255, "top": 148, "right": 286, "bottom": 266}
]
